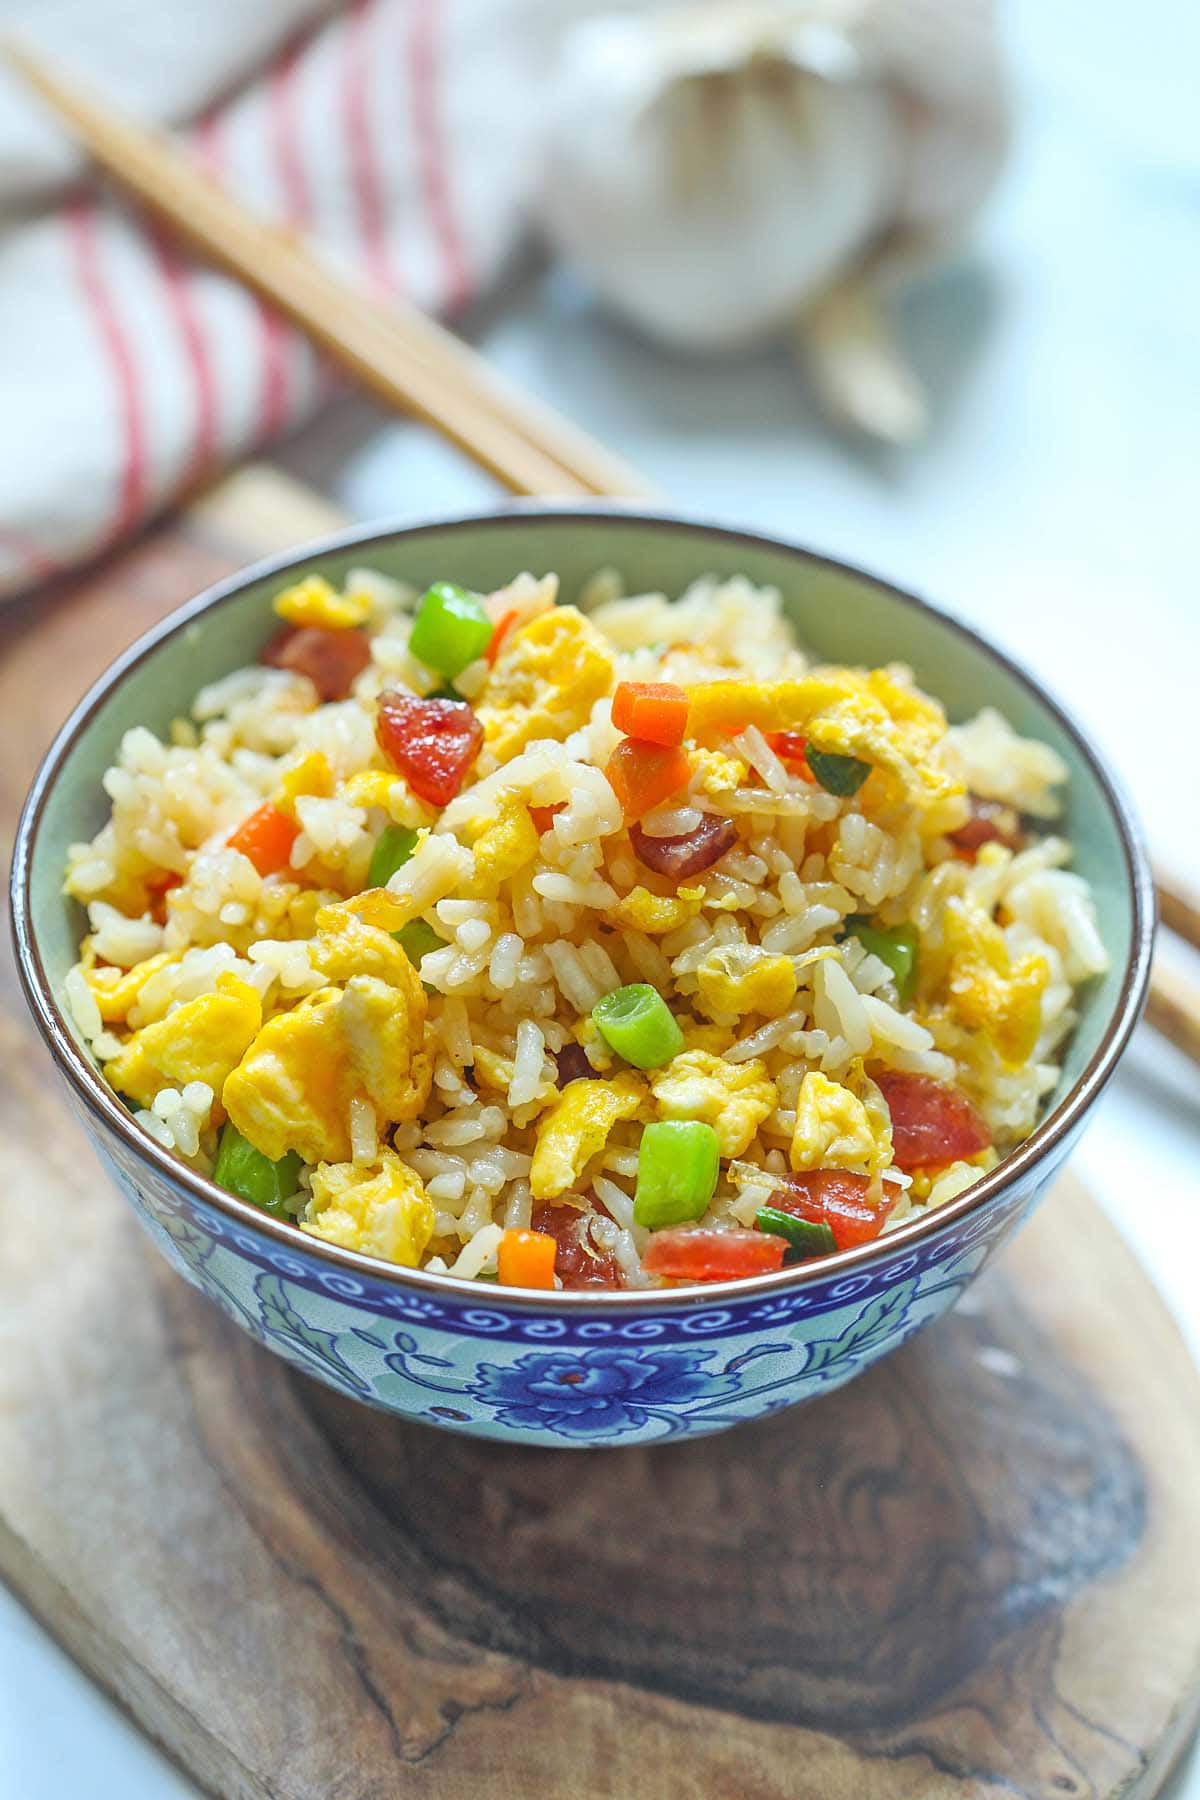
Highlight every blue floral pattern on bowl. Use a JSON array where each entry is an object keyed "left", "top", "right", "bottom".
[
  {"left": 80, "top": 1113, "right": 1061, "bottom": 1447},
  {"left": 468, "top": 1345, "right": 747, "bottom": 1439}
]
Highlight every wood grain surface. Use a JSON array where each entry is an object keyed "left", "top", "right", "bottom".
[{"left": 2, "top": 474, "right": 1199, "bottom": 1800}]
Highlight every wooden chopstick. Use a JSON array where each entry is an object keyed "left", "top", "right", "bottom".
[
  {"left": 1154, "top": 868, "right": 1200, "bottom": 956},
  {"left": 1146, "top": 966, "right": 1200, "bottom": 1070},
  {"left": 1147, "top": 870, "right": 1200, "bottom": 1069},
  {"left": 1, "top": 38, "right": 653, "bottom": 502}
]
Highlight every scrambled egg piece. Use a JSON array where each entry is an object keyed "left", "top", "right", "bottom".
[
  {"left": 685, "top": 670, "right": 961, "bottom": 816},
  {"left": 104, "top": 973, "right": 262, "bottom": 1108},
  {"left": 790, "top": 1069, "right": 892, "bottom": 1177},
  {"left": 336, "top": 886, "right": 411, "bottom": 934},
  {"left": 942, "top": 896, "right": 1049, "bottom": 1066},
  {"left": 223, "top": 906, "right": 431, "bottom": 1162},
  {"left": 651, "top": 1050, "right": 777, "bottom": 1158},
  {"left": 689, "top": 746, "right": 747, "bottom": 797},
  {"left": 273, "top": 750, "right": 334, "bottom": 818},
  {"left": 272, "top": 574, "right": 369, "bottom": 631},
  {"left": 302, "top": 1149, "right": 434, "bottom": 1267},
  {"left": 340, "top": 974, "right": 432, "bottom": 1119},
  {"left": 681, "top": 1022, "right": 736, "bottom": 1056},
  {"left": 610, "top": 885, "right": 704, "bottom": 936},
  {"left": 84, "top": 950, "right": 177, "bottom": 1025},
  {"left": 695, "top": 944, "right": 797, "bottom": 1019},
  {"left": 477, "top": 607, "right": 614, "bottom": 764},
  {"left": 341, "top": 770, "right": 395, "bottom": 811},
  {"left": 471, "top": 1045, "right": 515, "bottom": 1092},
  {"left": 530, "top": 1072, "right": 645, "bottom": 1200},
  {"left": 468, "top": 797, "right": 540, "bottom": 897},
  {"left": 471, "top": 1044, "right": 555, "bottom": 1111},
  {"left": 223, "top": 988, "right": 351, "bottom": 1163},
  {"left": 907, "top": 1147, "right": 998, "bottom": 1204},
  {"left": 309, "top": 901, "right": 416, "bottom": 986}
]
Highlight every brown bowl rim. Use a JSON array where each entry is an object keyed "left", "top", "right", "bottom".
[{"left": 9, "top": 503, "right": 1156, "bottom": 1311}]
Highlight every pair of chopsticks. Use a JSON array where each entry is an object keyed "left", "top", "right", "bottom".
[
  {"left": 6, "top": 40, "right": 1199, "bottom": 1073},
  {"left": 0, "top": 39, "right": 651, "bottom": 504}
]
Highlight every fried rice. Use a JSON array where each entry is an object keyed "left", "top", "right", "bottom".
[{"left": 61, "top": 564, "right": 1109, "bottom": 1289}]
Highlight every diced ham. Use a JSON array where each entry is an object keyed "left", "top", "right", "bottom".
[
  {"left": 530, "top": 1202, "right": 623, "bottom": 1290},
  {"left": 643, "top": 1227, "right": 786, "bottom": 1282},
  {"left": 260, "top": 624, "right": 371, "bottom": 701},
  {"left": 874, "top": 1071, "right": 992, "bottom": 1172},
  {"left": 765, "top": 1169, "right": 887, "bottom": 1250},
  {"left": 630, "top": 814, "right": 738, "bottom": 880},
  {"left": 375, "top": 691, "right": 483, "bottom": 807}
]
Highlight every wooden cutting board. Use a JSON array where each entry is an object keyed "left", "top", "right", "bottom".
[{"left": 2, "top": 471, "right": 1199, "bottom": 1800}]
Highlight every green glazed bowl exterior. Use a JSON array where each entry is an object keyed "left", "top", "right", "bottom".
[{"left": 10, "top": 507, "right": 1154, "bottom": 1446}]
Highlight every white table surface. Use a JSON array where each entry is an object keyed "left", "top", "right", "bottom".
[{"left": 3, "top": 0, "right": 1197, "bottom": 1793}]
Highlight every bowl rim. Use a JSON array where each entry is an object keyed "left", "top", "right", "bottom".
[{"left": 10, "top": 502, "right": 1155, "bottom": 1311}]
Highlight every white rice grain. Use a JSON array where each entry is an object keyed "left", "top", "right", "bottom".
[
  {"left": 533, "top": 872, "right": 619, "bottom": 909},
  {"left": 509, "top": 1020, "right": 546, "bottom": 1107},
  {"left": 448, "top": 1223, "right": 503, "bottom": 1278},
  {"left": 466, "top": 1152, "right": 508, "bottom": 1195},
  {"left": 578, "top": 939, "right": 621, "bottom": 993},
  {"left": 545, "top": 940, "right": 606, "bottom": 1012},
  {"left": 88, "top": 902, "right": 164, "bottom": 968},
  {"left": 601, "top": 1148, "right": 640, "bottom": 1179},
  {"left": 503, "top": 1179, "right": 533, "bottom": 1230},
  {"left": 427, "top": 1169, "right": 468, "bottom": 1203},
  {"left": 623, "top": 931, "right": 673, "bottom": 988},
  {"left": 592, "top": 1175, "right": 635, "bottom": 1231},
  {"left": 488, "top": 932, "right": 523, "bottom": 990},
  {"left": 456, "top": 917, "right": 492, "bottom": 953},
  {"left": 64, "top": 967, "right": 103, "bottom": 1042},
  {"left": 862, "top": 994, "right": 935, "bottom": 1052},
  {"left": 349, "top": 1097, "right": 378, "bottom": 1164},
  {"left": 640, "top": 804, "right": 704, "bottom": 838},
  {"left": 734, "top": 726, "right": 791, "bottom": 794},
  {"left": 437, "top": 998, "right": 474, "bottom": 1067}
]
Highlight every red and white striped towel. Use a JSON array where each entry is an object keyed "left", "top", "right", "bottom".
[{"left": 0, "top": 0, "right": 568, "bottom": 597}]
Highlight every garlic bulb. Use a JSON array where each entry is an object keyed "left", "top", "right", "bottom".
[{"left": 535, "top": 0, "right": 1009, "bottom": 441}]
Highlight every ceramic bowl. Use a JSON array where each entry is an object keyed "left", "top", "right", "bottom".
[{"left": 11, "top": 508, "right": 1153, "bottom": 1447}]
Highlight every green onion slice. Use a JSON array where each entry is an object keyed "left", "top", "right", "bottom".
[
  {"left": 592, "top": 983, "right": 684, "bottom": 1070},
  {"left": 367, "top": 823, "right": 419, "bottom": 889},
  {"left": 407, "top": 581, "right": 493, "bottom": 681},
  {"left": 213, "top": 1123, "right": 301, "bottom": 1218},
  {"left": 394, "top": 917, "right": 446, "bottom": 978},
  {"left": 634, "top": 1121, "right": 721, "bottom": 1228},
  {"left": 804, "top": 745, "right": 872, "bottom": 796},
  {"left": 755, "top": 1206, "right": 838, "bottom": 1262},
  {"left": 849, "top": 919, "right": 920, "bottom": 1006}
]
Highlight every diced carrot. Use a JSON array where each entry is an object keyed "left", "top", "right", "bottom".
[
  {"left": 611, "top": 681, "right": 690, "bottom": 747},
  {"left": 227, "top": 803, "right": 300, "bottom": 877},
  {"left": 145, "top": 870, "right": 183, "bottom": 922},
  {"left": 528, "top": 801, "right": 566, "bottom": 835},
  {"left": 485, "top": 607, "right": 520, "bottom": 666},
  {"left": 605, "top": 739, "right": 692, "bottom": 821},
  {"left": 766, "top": 731, "right": 817, "bottom": 782},
  {"left": 497, "top": 1229, "right": 558, "bottom": 1289}
]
